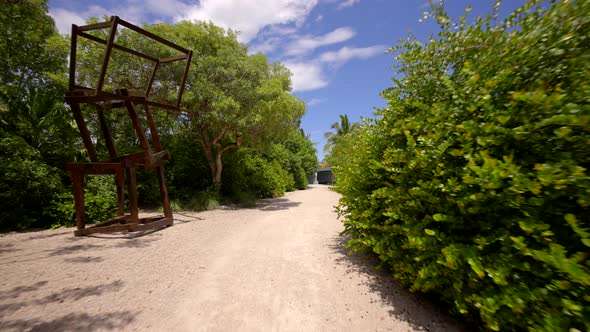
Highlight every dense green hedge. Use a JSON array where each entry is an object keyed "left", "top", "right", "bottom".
[
  {"left": 331, "top": 1, "right": 589, "bottom": 331},
  {"left": 0, "top": 135, "right": 62, "bottom": 230},
  {"left": 222, "top": 148, "right": 290, "bottom": 199}
]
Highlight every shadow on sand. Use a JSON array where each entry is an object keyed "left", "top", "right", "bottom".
[
  {"left": 0, "top": 243, "right": 20, "bottom": 254},
  {"left": 256, "top": 197, "right": 301, "bottom": 211},
  {"left": 2, "top": 311, "right": 136, "bottom": 332},
  {"left": 328, "top": 236, "right": 464, "bottom": 332},
  {"left": 0, "top": 228, "right": 166, "bottom": 267},
  {"left": 0, "top": 280, "right": 134, "bottom": 331}
]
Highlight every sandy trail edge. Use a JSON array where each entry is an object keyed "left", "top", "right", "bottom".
[{"left": 0, "top": 185, "right": 463, "bottom": 331}]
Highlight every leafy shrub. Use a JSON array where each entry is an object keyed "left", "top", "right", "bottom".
[
  {"left": 222, "top": 148, "right": 288, "bottom": 199},
  {"left": 333, "top": 1, "right": 590, "bottom": 331},
  {"left": 47, "top": 175, "right": 118, "bottom": 228},
  {"left": 136, "top": 168, "right": 163, "bottom": 207},
  {"left": 0, "top": 135, "right": 62, "bottom": 230},
  {"left": 164, "top": 134, "right": 212, "bottom": 200},
  {"left": 291, "top": 165, "right": 308, "bottom": 190},
  {"left": 267, "top": 143, "right": 310, "bottom": 191},
  {"left": 281, "top": 130, "right": 318, "bottom": 189}
]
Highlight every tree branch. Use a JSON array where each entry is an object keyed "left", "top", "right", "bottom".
[
  {"left": 212, "top": 127, "right": 229, "bottom": 147},
  {"left": 218, "top": 135, "right": 242, "bottom": 154}
]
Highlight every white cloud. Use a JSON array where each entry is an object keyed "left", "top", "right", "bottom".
[
  {"left": 285, "top": 27, "right": 355, "bottom": 56},
  {"left": 337, "top": 0, "right": 360, "bottom": 10},
  {"left": 143, "top": 0, "right": 189, "bottom": 17},
  {"left": 85, "top": 5, "right": 117, "bottom": 21},
  {"left": 284, "top": 61, "right": 328, "bottom": 92},
  {"left": 49, "top": 8, "right": 86, "bottom": 34},
  {"left": 176, "top": 0, "right": 319, "bottom": 42},
  {"left": 307, "top": 98, "right": 324, "bottom": 106},
  {"left": 319, "top": 45, "right": 386, "bottom": 65},
  {"left": 48, "top": 0, "right": 378, "bottom": 93},
  {"left": 49, "top": 4, "right": 141, "bottom": 34},
  {"left": 48, "top": 0, "right": 194, "bottom": 34},
  {"left": 263, "top": 25, "right": 298, "bottom": 37},
  {"left": 249, "top": 38, "right": 281, "bottom": 55}
]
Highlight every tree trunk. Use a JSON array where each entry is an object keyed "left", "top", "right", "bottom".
[
  {"left": 199, "top": 127, "right": 242, "bottom": 193},
  {"left": 213, "top": 150, "right": 223, "bottom": 185},
  {"left": 202, "top": 144, "right": 220, "bottom": 190}
]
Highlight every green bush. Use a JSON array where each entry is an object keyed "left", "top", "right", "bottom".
[
  {"left": 164, "top": 134, "right": 212, "bottom": 200},
  {"left": 0, "top": 135, "right": 62, "bottom": 230},
  {"left": 281, "top": 130, "right": 318, "bottom": 189},
  {"left": 47, "top": 175, "right": 118, "bottom": 228},
  {"left": 222, "top": 148, "right": 287, "bottom": 199},
  {"left": 333, "top": 1, "right": 590, "bottom": 331},
  {"left": 291, "top": 165, "right": 308, "bottom": 190}
]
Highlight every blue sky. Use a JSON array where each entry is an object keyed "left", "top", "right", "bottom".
[{"left": 48, "top": 0, "right": 526, "bottom": 161}]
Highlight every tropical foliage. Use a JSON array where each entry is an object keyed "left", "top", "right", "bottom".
[
  {"left": 0, "top": 0, "right": 85, "bottom": 230},
  {"left": 323, "top": 114, "right": 359, "bottom": 155},
  {"left": 331, "top": 1, "right": 590, "bottom": 331},
  {"left": 0, "top": 1, "right": 317, "bottom": 230}
]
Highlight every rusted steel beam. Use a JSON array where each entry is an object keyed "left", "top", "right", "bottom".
[
  {"left": 66, "top": 94, "right": 180, "bottom": 111},
  {"left": 77, "top": 21, "right": 113, "bottom": 32},
  {"left": 145, "top": 105, "right": 162, "bottom": 152},
  {"left": 145, "top": 62, "right": 159, "bottom": 98},
  {"left": 157, "top": 166, "right": 173, "bottom": 219},
  {"left": 126, "top": 167, "right": 139, "bottom": 224},
  {"left": 137, "top": 216, "right": 171, "bottom": 224},
  {"left": 66, "top": 162, "right": 122, "bottom": 174},
  {"left": 177, "top": 50, "right": 193, "bottom": 109},
  {"left": 95, "top": 16, "right": 119, "bottom": 95},
  {"left": 73, "top": 215, "right": 171, "bottom": 236},
  {"left": 115, "top": 169, "right": 125, "bottom": 216},
  {"left": 77, "top": 31, "right": 160, "bottom": 63},
  {"left": 159, "top": 54, "right": 189, "bottom": 63},
  {"left": 117, "top": 17, "right": 190, "bottom": 54},
  {"left": 97, "top": 107, "right": 119, "bottom": 159},
  {"left": 121, "top": 90, "right": 152, "bottom": 157},
  {"left": 69, "top": 25, "right": 78, "bottom": 91},
  {"left": 132, "top": 217, "right": 173, "bottom": 231},
  {"left": 75, "top": 223, "right": 134, "bottom": 236},
  {"left": 71, "top": 172, "right": 85, "bottom": 231},
  {"left": 69, "top": 103, "right": 98, "bottom": 161},
  {"left": 111, "top": 151, "right": 146, "bottom": 162},
  {"left": 68, "top": 86, "right": 94, "bottom": 96}
]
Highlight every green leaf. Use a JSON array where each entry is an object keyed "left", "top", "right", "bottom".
[
  {"left": 433, "top": 214, "right": 446, "bottom": 221},
  {"left": 467, "top": 257, "right": 485, "bottom": 278}
]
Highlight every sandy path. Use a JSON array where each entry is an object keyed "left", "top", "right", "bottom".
[{"left": 0, "top": 185, "right": 462, "bottom": 331}]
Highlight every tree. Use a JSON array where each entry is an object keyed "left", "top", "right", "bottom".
[
  {"left": 268, "top": 128, "right": 319, "bottom": 190},
  {"left": 0, "top": 0, "right": 65, "bottom": 98},
  {"left": 0, "top": 0, "right": 76, "bottom": 164},
  {"left": 73, "top": 21, "right": 305, "bottom": 190},
  {"left": 0, "top": 0, "right": 83, "bottom": 229},
  {"left": 323, "top": 114, "right": 359, "bottom": 155}
]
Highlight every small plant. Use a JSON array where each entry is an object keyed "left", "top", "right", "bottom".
[{"left": 183, "top": 190, "right": 220, "bottom": 211}]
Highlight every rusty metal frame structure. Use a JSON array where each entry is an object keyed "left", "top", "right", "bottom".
[{"left": 65, "top": 16, "right": 193, "bottom": 236}]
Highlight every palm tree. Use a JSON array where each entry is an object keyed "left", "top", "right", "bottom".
[{"left": 323, "top": 114, "right": 359, "bottom": 154}]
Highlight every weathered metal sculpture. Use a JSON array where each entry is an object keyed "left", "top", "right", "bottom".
[{"left": 65, "top": 16, "right": 192, "bottom": 236}]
